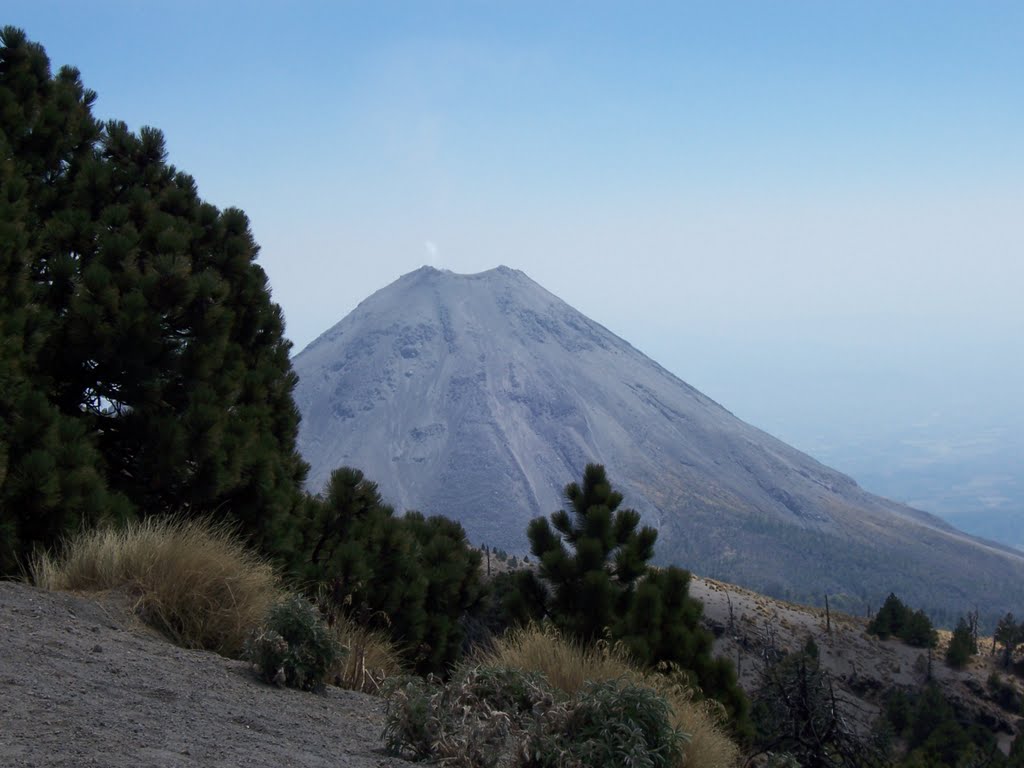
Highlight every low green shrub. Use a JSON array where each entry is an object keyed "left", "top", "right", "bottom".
[
  {"left": 383, "top": 667, "right": 552, "bottom": 766},
  {"left": 474, "top": 624, "right": 739, "bottom": 767},
  {"left": 383, "top": 665, "right": 685, "bottom": 768},
  {"left": 247, "top": 595, "right": 343, "bottom": 692},
  {"left": 762, "top": 755, "right": 801, "bottom": 767},
  {"left": 987, "top": 672, "right": 1022, "bottom": 714},
  {"left": 525, "top": 679, "right": 685, "bottom": 768},
  {"left": 382, "top": 676, "right": 439, "bottom": 762}
]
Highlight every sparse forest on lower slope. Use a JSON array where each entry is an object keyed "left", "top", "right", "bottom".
[{"left": 692, "top": 577, "right": 1024, "bottom": 766}]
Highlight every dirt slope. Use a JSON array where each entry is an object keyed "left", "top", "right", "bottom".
[
  {"left": 691, "top": 576, "right": 1023, "bottom": 752},
  {"left": 0, "top": 582, "right": 414, "bottom": 768}
]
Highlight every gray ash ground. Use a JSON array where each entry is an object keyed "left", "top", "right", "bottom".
[{"left": 0, "top": 582, "right": 414, "bottom": 768}]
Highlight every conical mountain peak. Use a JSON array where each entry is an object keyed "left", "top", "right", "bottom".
[
  {"left": 404, "top": 264, "right": 525, "bottom": 280},
  {"left": 292, "top": 267, "right": 1024, "bottom": 625}
]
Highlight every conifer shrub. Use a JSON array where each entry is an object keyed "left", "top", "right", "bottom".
[
  {"left": 402, "top": 510, "right": 485, "bottom": 674},
  {"left": 30, "top": 516, "right": 281, "bottom": 657},
  {"left": 867, "top": 593, "right": 937, "bottom": 648},
  {"left": 247, "top": 595, "right": 343, "bottom": 692},
  {"left": 517, "top": 464, "right": 750, "bottom": 734},
  {"left": 478, "top": 569, "right": 548, "bottom": 637},
  {"left": 995, "top": 613, "right": 1022, "bottom": 670},
  {"left": 944, "top": 616, "right": 977, "bottom": 669},
  {"left": 986, "top": 672, "right": 1022, "bottom": 714},
  {"left": 884, "top": 683, "right": 1011, "bottom": 767},
  {"left": 298, "top": 467, "right": 483, "bottom": 675}
]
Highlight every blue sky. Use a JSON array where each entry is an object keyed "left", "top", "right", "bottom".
[{"left": 6, "top": 2, "right": 1022, "bottom": 522}]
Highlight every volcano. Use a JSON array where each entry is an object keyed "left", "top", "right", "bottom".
[{"left": 292, "top": 266, "right": 1024, "bottom": 625}]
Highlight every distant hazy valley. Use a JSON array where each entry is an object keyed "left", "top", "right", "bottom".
[
  {"left": 801, "top": 424, "right": 1023, "bottom": 552},
  {"left": 642, "top": 336, "right": 1024, "bottom": 555}
]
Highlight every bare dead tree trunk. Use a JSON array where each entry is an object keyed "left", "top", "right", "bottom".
[{"left": 968, "top": 607, "right": 979, "bottom": 649}]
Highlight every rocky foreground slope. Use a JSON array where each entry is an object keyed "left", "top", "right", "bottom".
[
  {"left": 3, "top": 578, "right": 1020, "bottom": 767},
  {"left": 292, "top": 266, "right": 1024, "bottom": 626},
  {"left": 0, "top": 582, "right": 413, "bottom": 768}
]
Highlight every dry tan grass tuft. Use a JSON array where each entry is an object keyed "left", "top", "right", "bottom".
[
  {"left": 472, "top": 624, "right": 741, "bottom": 768},
  {"left": 473, "top": 622, "right": 627, "bottom": 694},
  {"left": 30, "top": 516, "right": 283, "bottom": 658},
  {"left": 327, "top": 614, "right": 405, "bottom": 693}
]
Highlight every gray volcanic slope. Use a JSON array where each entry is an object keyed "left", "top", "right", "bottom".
[{"left": 292, "top": 266, "right": 1024, "bottom": 625}]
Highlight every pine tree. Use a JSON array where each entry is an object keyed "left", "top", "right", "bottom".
[
  {"left": 995, "top": 613, "right": 1021, "bottom": 670},
  {"left": 478, "top": 569, "right": 547, "bottom": 635},
  {"left": 867, "top": 593, "right": 936, "bottom": 648},
  {"left": 403, "top": 511, "right": 484, "bottom": 674},
  {"left": 522, "top": 463, "right": 749, "bottom": 730},
  {"left": 945, "top": 616, "right": 976, "bottom": 669},
  {"left": 302, "top": 466, "right": 427, "bottom": 648},
  {"left": 301, "top": 467, "right": 483, "bottom": 675},
  {"left": 868, "top": 593, "right": 908, "bottom": 640},
  {"left": 525, "top": 463, "right": 656, "bottom": 643},
  {"left": 0, "top": 28, "right": 308, "bottom": 571},
  {"left": 620, "top": 564, "right": 750, "bottom": 727},
  {"left": 903, "top": 609, "right": 938, "bottom": 649},
  {"left": 0, "top": 27, "right": 131, "bottom": 572}
]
